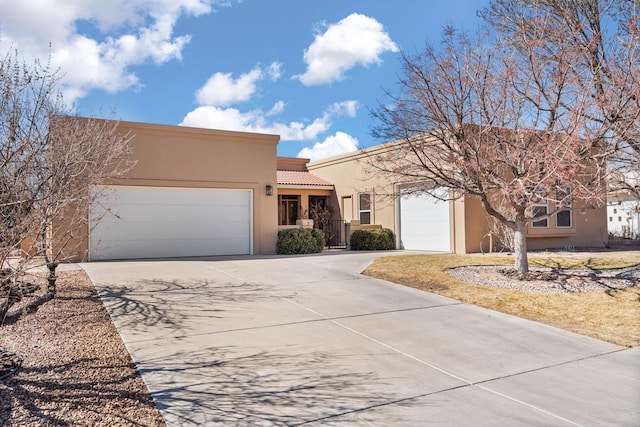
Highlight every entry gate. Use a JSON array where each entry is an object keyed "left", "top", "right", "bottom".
[{"left": 315, "top": 219, "right": 347, "bottom": 249}]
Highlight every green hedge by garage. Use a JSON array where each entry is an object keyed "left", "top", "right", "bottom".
[
  {"left": 350, "top": 228, "right": 395, "bottom": 251},
  {"left": 276, "top": 228, "right": 325, "bottom": 255}
]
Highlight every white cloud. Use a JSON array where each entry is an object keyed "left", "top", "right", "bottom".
[
  {"left": 195, "top": 62, "right": 282, "bottom": 107},
  {"left": 267, "top": 62, "right": 283, "bottom": 81},
  {"left": 0, "top": 0, "right": 236, "bottom": 104},
  {"left": 298, "top": 132, "right": 359, "bottom": 161},
  {"left": 195, "top": 68, "right": 263, "bottom": 106},
  {"left": 180, "top": 98, "right": 358, "bottom": 141},
  {"left": 295, "top": 13, "right": 399, "bottom": 86},
  {"left": 329, "top": 100, "right": 358, "bottom": 117},
  {"left": 179, "top": 105, "right": 331, "bottom": 140},
  {"left": 267, "top": 101, "right": 286, "bottom": 116}
]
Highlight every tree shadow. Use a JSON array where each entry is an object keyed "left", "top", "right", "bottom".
[
  {"left": 550, "top": 267, "right": 639, "bottom": 293},
  {"left": 135, "top": 346, "right": 412, "bottom": 426},
  {"left": 92, "top": 279, "right": 420, "bottom": 425},
  {"left": 0, "top": 357, "right": 163, "bottom": 426},
  {"left": 96, "top": 279, "right": 296, "bottom": 335}
]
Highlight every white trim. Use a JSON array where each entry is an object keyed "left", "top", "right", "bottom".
[
  {"left": 358, "top": 192, "right": 372, "bottom": 225},
  {"left": 531, "top": 201, "right": 549, "bottom": 228}
]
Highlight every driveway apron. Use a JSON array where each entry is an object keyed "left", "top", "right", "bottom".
[{"left": 81, "top": 252, "right": 639, "bottom": 426}]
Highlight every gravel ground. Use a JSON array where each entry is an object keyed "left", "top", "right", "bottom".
[
  {"left": 0, "top": 267, "right": 165, "bottom": 426},
  {"left": 449, "top": 265, "right": 640, "bottom": 293}
]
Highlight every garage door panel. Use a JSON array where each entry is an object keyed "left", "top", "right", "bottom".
[
  {"left": 92, "top": 220, "right": 250, "bottom": 242},
  {"left": 400, "top": 192, "right": 451, "bottom": 252},
  {"left": 92, "top": 237, "right": 250, "bottom": 260},
  {"left": 108, "top": 187, "right": 250, "bottom": 205},
  {"left": 90, "top": 186, "right": 252, "bottom": 260},
  {"left": 96, "top": 203, "right": 249, "bottom": 224}
]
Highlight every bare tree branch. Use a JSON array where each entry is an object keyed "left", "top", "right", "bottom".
[
  {"left": 0, "top": 49, "right": 134, "bottom": 325},
  {"left": 370, "top": 26, "right": 611, "bottom": 273}
]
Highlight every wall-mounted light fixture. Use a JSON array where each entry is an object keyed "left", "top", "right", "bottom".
[{"left": 265, "top": 185, "right": 273, "bottom": 196}]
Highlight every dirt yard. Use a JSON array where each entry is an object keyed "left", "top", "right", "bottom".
[{"left": 0, "top": 267, "right": 165, "bottom": 426}]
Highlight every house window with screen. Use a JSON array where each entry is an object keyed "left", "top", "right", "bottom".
[
  {"left": 358, "top": 193, "right": 371, "bottom": 224},
  {"left": 555, "top": 186, "right": 572, "bottom": 228},
  {"left": 532, "top": 201, "right": 549, "bottom": 228}
]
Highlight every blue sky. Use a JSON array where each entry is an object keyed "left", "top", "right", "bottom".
[{"left": 0, "top": 0, "right": 489, "bottom": 160}]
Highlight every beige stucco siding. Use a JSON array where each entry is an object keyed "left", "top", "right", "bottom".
[
  {"left": 308, "top": 149, "right": 398, "bottom": 233},
  {"left": 526, "top": 206, "right": 608, "bottom": 250},
  {"left": 55, "top": 119, "right": 279, "bottom": 261},
  {"left": 309, "top": 146, "right": 607, "bottom": 254}
]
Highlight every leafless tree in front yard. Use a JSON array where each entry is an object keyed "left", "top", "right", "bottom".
[
  {"left": 370, "top": 27, "right": 612, "bottom": 273},
  {"left": 480, "top": 0, "right": 640, "bottom": 194},
  {"left": 0, "top": 49, "right": 133, "bottom": 325}
]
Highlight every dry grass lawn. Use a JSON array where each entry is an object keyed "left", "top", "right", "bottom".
[{"left": 363, "top": 251, "right": 640, "bottom": 347}]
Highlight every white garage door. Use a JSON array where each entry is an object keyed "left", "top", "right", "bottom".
[
  {"left": 90, "top": 186, "right": 252, "bottom": 260},
  {"left": 399, "top": 192, "right": 451, "bottom": 252}
]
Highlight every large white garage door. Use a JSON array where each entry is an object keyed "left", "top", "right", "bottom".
[
  {"left": 90, "top": 186, "right": 252, "bottom": 260},
  {"left": 399, "top": 192, "right": 451, "bottom": 252}
]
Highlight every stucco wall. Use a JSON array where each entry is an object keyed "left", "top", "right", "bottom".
[
  {"left": 308, "top": 148, "right": 397, "bottom": 233},
  {"left": 526, "top": 206, "right": 608, "bottom": 250},
  {"left": 310, "top": 146, "right": 608, "bottom": 254},
  {"left": 462, "top": 193, "right": 608, "bottom": 253},
  {"left": 55, "top": 119, "right": 279, "bottom": 261}
]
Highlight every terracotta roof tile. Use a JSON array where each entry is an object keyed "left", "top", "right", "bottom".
[{"left": 277, "top": 170, "right": 333, "bottom": 187}]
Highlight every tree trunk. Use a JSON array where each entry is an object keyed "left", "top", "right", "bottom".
[
  {"left": 2, "top": 263, "right": 58, "bottom": 326},
  {"left": 513, "top": 215, "right": 529, "bottom": 273}
]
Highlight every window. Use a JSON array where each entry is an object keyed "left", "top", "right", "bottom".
[
  {"left": 279, "top": 195, "right": 300, "bottom": 225},
  {"left": 531, "top": 201, "right": 548, "bottom": 228},
  {"left": 555, "top": 186, "right": 572, "bottom": 228},
  {"left": 609, "top": 217, "right": 613, "bottom": 222},
  {"left": 613, "top": 208, "right": 618, "bottom": 214},
  {"left": 358, "top": 193, "right": 371, "bottom": 224},
  {"left": 556, "top": 209, "right": 572, "bottom": 228}
]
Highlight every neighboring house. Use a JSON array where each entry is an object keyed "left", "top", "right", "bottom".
[
  {"left": 607, "top": 190, "right": 640, "bottom": 239},
  {"left": 50, "top": 119, "right": 608, "bottom": 261},
  {"left": 307, "top": 142, "right": 608, "bottom": 253}
]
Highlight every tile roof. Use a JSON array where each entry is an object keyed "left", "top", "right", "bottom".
[{"left": 277, "top": 170, "right": 333, "bottom": 187}]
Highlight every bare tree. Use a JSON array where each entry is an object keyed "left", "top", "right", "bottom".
[
  {"left": 0, "top": 50, "right": 133, "bottom": 325},
  {"left": 371, "top": 28, "right": 610, "bottom": 273},
  {"left": 480, "top": 0, "right": 640, "bottom": 194}
]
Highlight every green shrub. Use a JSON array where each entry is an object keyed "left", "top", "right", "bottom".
[
  {"left": 350, "top": 228, "right": 395, "bottom": 251},
  {"left": 310, "top": 228, "right": 325, "bottom": 253},
  {"left": 277, "top": 228, "right": 325, "bottom": 255}
]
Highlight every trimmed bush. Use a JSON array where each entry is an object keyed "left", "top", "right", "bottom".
[
  {"left": 277, "top": 228, "right": 325, "bottom": 255},
  {"left": 350, "top": 228, "right": 395, "bottom": 251}
]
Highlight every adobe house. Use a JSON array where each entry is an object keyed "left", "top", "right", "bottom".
[
  {"left": 57, "top": 119, "right": 280, "bottom": 261},
  {"left": 307, "top": 142, "right": 609, "bottom": 253},
  {"left": 51, "top": 118, "right": 608, "bottom": 261}
]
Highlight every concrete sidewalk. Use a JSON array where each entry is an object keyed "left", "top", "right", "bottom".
[{"left": 82, "top": 252, "right": 640, "bottom": 426}]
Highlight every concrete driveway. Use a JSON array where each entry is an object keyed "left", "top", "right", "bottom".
[{"left": 81, "top": 252, "right": 639, "bottom": 426}]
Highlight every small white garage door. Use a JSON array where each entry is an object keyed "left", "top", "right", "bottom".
[
  {"left": 90, "top": 185, "right": 252, "bottom": 260},
  {"left": 399, "top": 192, "right": 451, "bottom": 252}
]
